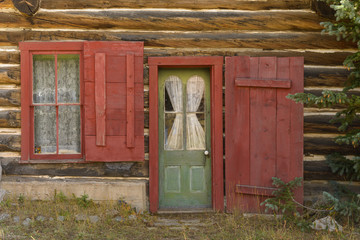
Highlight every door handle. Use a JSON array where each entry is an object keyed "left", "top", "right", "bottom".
[{"left": 203, "top": 150, "right": 209, "bottom": 166}]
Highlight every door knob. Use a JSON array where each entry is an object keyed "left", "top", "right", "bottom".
[{"left": 204, "top": 150, "right": 209, "bottom": 156}]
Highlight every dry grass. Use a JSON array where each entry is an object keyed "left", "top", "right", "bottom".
[{"left": 0, "top": 194, "right": 358, "bottom": 240}]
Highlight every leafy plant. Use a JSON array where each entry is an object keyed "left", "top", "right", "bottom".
[
  {"left": 53, "top": 190, "right": 67, "bottom": 203},
  {"left": 288, "top": 0, "right": 360, "bottom": 180},
  {"left": 261, "top": 177, "right": 311, "bottom": 231},
  {"left": 323, "top": 191, "right": 360, "bottom": 222},
  {"left": 261, "top": 177, "right": 302, "bottom": 216},
  {"left": 326, "top": 153, "right": 360, "bottom": 180},
  {"left": 75, "top": 193, "right": 93, "bottom": 208}
]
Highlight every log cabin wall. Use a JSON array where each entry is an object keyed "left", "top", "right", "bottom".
[{"left": 0, "top": 0, "right": 358, "bottom": 203}]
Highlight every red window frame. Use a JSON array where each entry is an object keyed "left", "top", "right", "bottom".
[{"left": 20, "top": 42, "right": 85, "bottom": 162}]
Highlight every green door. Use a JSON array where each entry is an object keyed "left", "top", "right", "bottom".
[{"left": 159, "top": 68, "right": 211, "bottom": 209}]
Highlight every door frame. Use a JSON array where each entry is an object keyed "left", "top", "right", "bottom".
[{"left": 149, "top": 56, "right": 224, "bottom": 213}]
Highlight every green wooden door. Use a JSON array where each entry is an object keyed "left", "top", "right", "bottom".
[{"left": 159, "top": 68, "right": 211, "bottom": 209}]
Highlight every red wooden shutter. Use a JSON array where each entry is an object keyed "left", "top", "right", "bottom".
[
  {"left": 225, "top": 56, "right": 303, "bottom": 212},
  {"left": 84, "top": 42, "right": 144, "bottom": 162}
]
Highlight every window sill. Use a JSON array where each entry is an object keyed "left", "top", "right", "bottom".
[{"left": 20, "top": 158, "right": 86, "bottom": 164}]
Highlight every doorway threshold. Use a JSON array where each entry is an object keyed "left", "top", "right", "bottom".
[{"left": 157, "top": 208, "right": 214, "bottom": 214}]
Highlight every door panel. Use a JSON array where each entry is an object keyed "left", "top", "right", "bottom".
[
  {"left": 225, "top": 56, "right": 303, "bottom": 212},
  {"left": 159, "top": 68, "right": 211, "bottom": 209}
]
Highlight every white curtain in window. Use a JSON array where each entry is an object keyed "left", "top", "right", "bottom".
[
  {"left": 165, "top": 76, "right": 183, "bottom": 150},
  {"left": 186, "top": 75, "right": 205, "bottom": 149}
]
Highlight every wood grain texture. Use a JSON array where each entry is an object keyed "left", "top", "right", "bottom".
[
  {"left": 0, "top": 88, "right": 20, "bottom": 106},
  {"left": 0, "top": 66, "right": 20, "bottom": 85},
  {"left": 304, "top": 160, "right": 350, "bottom": 181},
  {"left": 304, "top": 114, "right": 360, "bottom": 134},
  {"left": 0, "top": 109, "right": 20, "bottom": 128},
  {"left": 126, "top": 53, "right": 135, "bottom": 148},
  {"left": 0, "top": 50, "right": 20, "bottom": 64},
  {"left": 0, "top": 30, "right": 356, "bottom": 50},
  {"left": 95, "top": 53, "right": 106, "bottom": 146},
  {"left": 225, "top": 56, "right": 304, "bottom": 212},
  {"left": 144, "top": 48, "right": 354, "bottom": 66},
  {"left": 84, "top": 41, "right": 144, "bottom": 162},
  {"left": 304, "top": 66, "right": 349, "bottom": 87},
  {"left": 0, "top": 9, "right": 324, "bottom": 31},
  {"left": 14, "top": 0, "right": 311, "bottom": 10},
  {"left": 304, "top": 136, "right": 360, "bottom": 155},
  {"left": 0, "top": 133, "right": 20, "bottom": 152},
  {"left": 1, "top": 155, "right": 149, "bottom": 177}
]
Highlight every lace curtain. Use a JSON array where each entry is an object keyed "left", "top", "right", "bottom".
[
  {"left": 33, "top": 54, "right": 80, "bottom": 154},
  {"left": 165, "top": 76, "right": 183, "bottom": 150},
  {"left": 186, "top": 75, "right": 205, "bottom": 149}
]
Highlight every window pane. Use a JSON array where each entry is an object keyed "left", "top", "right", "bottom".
[
  {"left": 164, "top": 76, "right": 183, "bottom": 150},
  {"left": 186, "top": 76, "right": 205, "bottom": 150},
  {"left": 165, "top": 113, "right": 183, "bottom": 150},
  {"left": 33, "top": 55, "right": 55, "bottom": 104},
  {"left": 58, "top": 54, "right": 80, "bottom": 103},
  {"left": 34, "top": 106, "right": 56, "bottom": 154},
  {"left": 59, "top": 105, "right": 81, "bottom": 154}
]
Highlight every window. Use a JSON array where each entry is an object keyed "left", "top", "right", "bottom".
[
  {"left": 20, "top": 41, "right": 144, "bottom": 162},
  {"left": 20, "top": 42, "right": 84, "bottom": 161}
]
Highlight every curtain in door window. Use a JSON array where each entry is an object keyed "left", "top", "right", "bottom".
[
  {"left": 186, "top": 75, "right": 205, "bottom": 149},
  {"left": 165, "top": 76, "right": 183, "bottom": 150}
]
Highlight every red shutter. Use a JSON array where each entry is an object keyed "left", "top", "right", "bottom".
[
  {"left": 84, "top": 42, "right": 144, "bottom": 162},
  {"left": 225, "top": 56, "right": 303, "bottom": 212}
]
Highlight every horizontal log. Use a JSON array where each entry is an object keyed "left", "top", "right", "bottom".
[
  {"left": 0, "top": 65, "right": 20, "bottom": 84},
  {"left": 0, "top": 9, "right": 325, "bottom": 32},
  {"left": 144, "top": 48, "right": 354, "bottom": 66},
  {"left": 0, "top": 30, "right": 356, "bottom": 50},
  {"left": 304, "top": 160, "right": 350, "bottom": 181},
  {"left": 304, "top": 136, "right": 360, "bottom": 155},
  {"left": 0, "top": 0, "right": 311, "bottom": 10},
  {"left": 304, "top": 114, "right": 360, "bottom": 134},
  {"left": 304, "top": 180, "right": 360, "bottom": 203},
  {"left": 0, "top": 133, "right": 20, "bottom": 152},
  {"left": 0, "top": 109, "right": 21, "bottom": 128},
  {"left": 1, "top": 155, "right": 149, "bottom": 177},
  {"left": 304, "top": 66, "right": 349, "bottom": 88},
  {"left": 0, "top": 87, "right": 20, "bottom": 106},
  {"left": 0, "top": 48, "right": 19, "bottom": 64}
]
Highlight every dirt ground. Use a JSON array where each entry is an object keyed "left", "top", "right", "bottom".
[{"left": 0, "top": 195, "right": 358, "bottom": 240}]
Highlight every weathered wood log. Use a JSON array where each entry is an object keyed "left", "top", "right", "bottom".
[
  {"left": 304, "top": 180, "right": 360, "bottom": 203},
  {"left": 0, "top": 66, "right": 20, "bottom": 85},
  {"left": 1, "top": 155, "right": 149, "bottom": 177},
  {"left": 0, "top": 48, "right": 19, "bottom": 64},
  {"left": 144, "top": 48, "right": 353, "bottom": 67},
  {"left": 0, "top": 109, "right": 20, "bottom": 128},
  {"left": 0, "top": 0, "right": 311, "bottom": 10},
  {"left": 304, "top": 135, "right": 360, "bottom": 155},
  {"left": 0, "top": 30, "right": 356, "bottom": 50},
  {"left": 304, "top": 66, "right": 349, "bottom": 88},
  {"left": 0, "top": 132, "right": 20, "bottom": 151},
  {"left": 304, "top": 114, "right": 340, "bottom": 134},
  {"left": 0, "top": 87, "right": 20, "bottom": 106},
  {"left": 0, "top": 9, "right": 325, "bottom": 32},
  {"left": 304, "top": 160, "right": 350, "bottom": 181}
]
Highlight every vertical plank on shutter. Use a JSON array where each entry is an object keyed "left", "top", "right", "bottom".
[
  {"left": 225, "top": 56, "right": 251, "bottom": 210},
  {"left": 276, "top": 58, "right": 291, "bottom": 181},
  {"left": 126, "top": 53, "right": 135, "bottom": 148},
  {"left": 95, "top": 53, "right": 106, "bottom": 146},
  {"left": 249, "top": 57, "right": 277, "bottom": 210}
]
